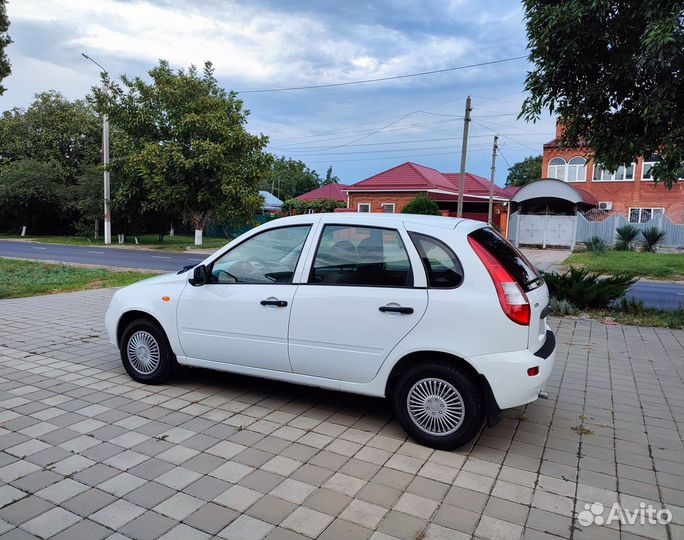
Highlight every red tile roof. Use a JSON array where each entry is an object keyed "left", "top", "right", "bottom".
[
  {"left": 344, "top": 162, "right": 509, "bottom": 200},
  {"left": 442, "top": 173, "right": 509, "bottom": 198},
  {"left": 296, "top": 183, "right": 349, "bottom": 202},
  {"left": 345, "top": 162, "right": 457, "bottom": 193}
]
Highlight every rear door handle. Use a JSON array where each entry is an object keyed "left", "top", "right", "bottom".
[
  {"left": 379, "top": 305, "right": 414, "bottom": 314},
  {"left": 260, "top": 299, "right": 288, "bottom": 307}
]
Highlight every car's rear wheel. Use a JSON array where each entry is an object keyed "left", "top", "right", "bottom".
[
  {"left": 392, "top": 361, "right": 484, "bottom": 449},
  {"left": 120, "top": 319, "right": 174, "bottom": 384}
]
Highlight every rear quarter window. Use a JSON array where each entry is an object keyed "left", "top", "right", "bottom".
[
  {"left": 468, "top": 227, "right": 542, "bottom": 292},
  {"left": 409, "top": 233, "right": 463, "bottom": 288}
]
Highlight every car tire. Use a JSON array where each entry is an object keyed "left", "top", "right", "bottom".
[
  {"left": 392, "top": 361, "right": 485, "bottom": 450},
  {"left": 120, "top": 319, "right": 175, "bottom": 384}
]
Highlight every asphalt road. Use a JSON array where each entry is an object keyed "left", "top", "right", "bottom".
[
  {"left": 0, "top": 239, "right": 213, "bottom": 272},
  {"left": 1, "top": 239, "right": 682, "bottom": 311},
  {"left": 625, "top": 281, "right": 684, "bottom": 312}
]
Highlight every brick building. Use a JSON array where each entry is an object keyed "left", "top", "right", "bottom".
[{"left": 542, "top": 122, "right": 683, "bottom": 222}]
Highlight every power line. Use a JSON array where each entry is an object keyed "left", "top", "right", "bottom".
[
  {"left": 269, "top": 132, "right": 546, "bottom": 153},
  {"left": 237, "top": 55, "right": 527, "bottom": 93}
]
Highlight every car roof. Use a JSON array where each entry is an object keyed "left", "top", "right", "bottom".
[{"left": 268, "top": 212, "right": 473, "bottom": 230}]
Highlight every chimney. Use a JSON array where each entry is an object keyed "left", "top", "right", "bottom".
[{"left": 555, "top": 119, "right": 565, "bottom": 139}]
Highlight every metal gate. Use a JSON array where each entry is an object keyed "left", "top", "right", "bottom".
[{"left": 517, "top": 214, "right": 576, "bottom": 248}]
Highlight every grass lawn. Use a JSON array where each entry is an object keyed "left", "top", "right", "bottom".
[
  {"left": 579, "top": 307, "right": 684, "bottom": 329},
  {"left": 565, "top": 250, "right": 684, "bottom": 280},
  {"left": 0, "top": 258, "right": 157, "bottom": 299},
  {"left": 0, "top": 234, "right": 227, "bottom": 251}
]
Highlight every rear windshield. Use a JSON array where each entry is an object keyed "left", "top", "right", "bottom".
[{"left": 469, "top": 227, "right": 543, "bottom": 291}]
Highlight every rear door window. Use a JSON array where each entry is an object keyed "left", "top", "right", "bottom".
[
  {"left": 468, "top": 227, "right": 542, "bottom": 291},
  {"left": 310, "top": 225, "right": 412, "bottom": 287}
]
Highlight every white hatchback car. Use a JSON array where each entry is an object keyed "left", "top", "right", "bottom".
[{"left": 105, "top": 213, "right": 555, "bottom": 449}]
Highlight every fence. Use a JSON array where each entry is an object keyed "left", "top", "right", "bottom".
[{"left": 507, "top": 210, "right": 684, "bottom": 248}]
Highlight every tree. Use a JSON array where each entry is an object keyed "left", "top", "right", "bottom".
[
  {"left": 401, "top": 195, "right": 440, "bottom": 215},
  {"left": 0, "top": 159, "right": 68, "bottom": 234},
  {"left": 506, "top": 155, "right": 542, "bottom": 186},
  {"left": 0, "top": 0, "right": 10, "bottom": 95},
  {"left": 0, "top": 91, "right": 100, "bottom": 182},
  {"left": 262, "top": 157, "right": 321, "bottom": 200},
  {"left": 322, "top": 165, "right": 340, "bottom": 185},
  {"left": 94, "top": 61, "right": 271, "bottom": 245},
  {"left": 520, "top": 0, "right": 684, "bottom": 187}
]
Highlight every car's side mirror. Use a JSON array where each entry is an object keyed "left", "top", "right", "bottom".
[{"left": 189, "top": 264, "right": 208, "bottom": 286}]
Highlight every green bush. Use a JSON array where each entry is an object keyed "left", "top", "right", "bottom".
[
  {"left": 549, "top": 297, "right": 579, "bottom": 316},
  {"left": 543, "top": 267, "right": 637, "bottom": 309},
  {"left": 281, "top": 198, "right": 345, "bottom": 214},
  {"left": 401, "top": 196, "right": 441, "bottom": 215},
  {"left": 640, "top": 227, "right": 666, "bottom": 252},
  {"left": 615, "top": 224, "right": 639, "bottom": 251},
  {"left": 584, "top": 236, "right": 608, "bottom": 254}
]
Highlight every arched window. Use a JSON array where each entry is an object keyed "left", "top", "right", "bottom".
[
  {"left": 567, "top": 157, "right": 587, "bottom": 181},
  {"left": 548, "top": 157, "right": 566, "bottom": 180}
]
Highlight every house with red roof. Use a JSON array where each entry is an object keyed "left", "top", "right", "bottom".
[
  {"left": 343, "top": 162, "right": 510, "bottom": 228},
  {"left": 296, "top": 183, "right": 349, "bottom": 202}
]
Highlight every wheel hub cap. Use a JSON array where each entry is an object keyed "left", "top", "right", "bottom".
[
  {"left": 407, "top": 378, "right": 465, "bottom": 436},
  {"left": 127, "top": 331, "right": 160, "bottom": 375}
]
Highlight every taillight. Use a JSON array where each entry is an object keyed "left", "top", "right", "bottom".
[{"left": 468, "top": 236, "right": 531, "bottom": 325}]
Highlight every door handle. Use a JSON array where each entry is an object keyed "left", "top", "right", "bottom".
[
  {"left": 260, "top": 299, "right": 288, "bottom": 307},
  {"left": 379, "top": 305, "right": 414, "bottom": 314}
]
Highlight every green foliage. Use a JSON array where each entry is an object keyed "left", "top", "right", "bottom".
[
  {"left": 549, "top": 297, "right": 579, "bottom": 316},
  {"left": 640, "top": 227, "right": 666, "bottom": 252},
  {"left": 0, "top": 91, "right": 100, "bottom": 181},
  {"left": 401, "top": 196, "right": 440, "bottom": 216},
  {"left": 615, "top": 224, "right": 640, "bottom": 251},
  {"left": 262, "top": 157, "right": 321, "bottom": 200},
  {"left": 281, "top": 198, "right": 345, "bottom": 214},
  {"left": 93, "top": 60, "right": 271, "bottom": 237},
  {"left": 322, "top": 165, "right": 340, "bottom": 185},
  {"left": 0, "top": 159, "right": 69, "bottom": 233},
  {"left": 506, "top": 155, "right": 542, "bottom": 186},
  {"left": 0, "top": 0, "right": 10, "bottom": 95},
  {"left": 543, "top": 267, "right": 637, "bottom": 309},
  {"left": 584, "top": 236, "right": 608, "bottom": 255},
  {"left": 521, "top": 0, "right": 683, "bottom": 187}
]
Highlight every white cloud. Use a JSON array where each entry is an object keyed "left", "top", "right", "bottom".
[{"left": 10, "top": 0, "right": 475, "bottom": 86}]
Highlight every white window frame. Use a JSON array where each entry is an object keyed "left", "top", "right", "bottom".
[
  {"left": 628, "top": 207, "right": 664, "bottom": 223},
  {"left": 548, "top": 157, "right": 566, "bottom": 180},
  {"left": 592, "top": 162, "right": 636, "bottom": 182},
  {"left": 641, "top": 155, "right": 660, "bottom": 181},
  {"left": 357, "top": 203, "right": 371, "bottom": 213},
  {"left": 566, "top": 157, "right": 587, "bottom": 182},
  {"left": 380, "top": 203, "right": 395, "bottom": 213}
]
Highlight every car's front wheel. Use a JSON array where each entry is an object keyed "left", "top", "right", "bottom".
[
  {"left": 120, "top": 319, "right": 174, "bottom": 384},
  {"left": 392, "top": 361, "right": 485, "bottom": 450}
]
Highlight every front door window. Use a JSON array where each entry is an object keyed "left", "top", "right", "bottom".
[{"left": 211, "top": 226, "right": 311, "bottom": 284}]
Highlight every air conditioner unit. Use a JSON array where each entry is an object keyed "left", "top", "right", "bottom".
[{"left": 598, "top": 201, "right": 613, "bottom": 210}]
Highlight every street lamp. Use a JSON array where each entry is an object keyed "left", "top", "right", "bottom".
[{"left": 82, "top": 53, "right": 112, "bottom": 245}]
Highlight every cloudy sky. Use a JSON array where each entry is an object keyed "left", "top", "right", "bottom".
[{"left": 3, "top": 0, "right": 556, "bottom": 185}]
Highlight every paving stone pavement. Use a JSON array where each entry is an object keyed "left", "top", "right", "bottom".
[{"left": 0, "top": 288, "right": 683, "bottom": 540}]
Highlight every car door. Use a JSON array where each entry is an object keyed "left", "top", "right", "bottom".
[
  {"left": 177, "top": 224, "right": 312, "bottom": 372},
  {"left": 288, "top": 223, "right": 428, "bottom": 383}
]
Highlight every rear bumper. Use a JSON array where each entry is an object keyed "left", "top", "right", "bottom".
[{"left": 468, "top": 328, "right": 556, "bottom": 410}]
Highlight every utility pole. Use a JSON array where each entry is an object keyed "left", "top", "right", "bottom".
[
  {"left": 82, "top": 53, "right": 112, "bottom": 244},
  {"left": 487, "top": 135, "right": 499, "bottom": 225},
  {"left": 456, "top": 96, "right": 472, "bottom": 217}
]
